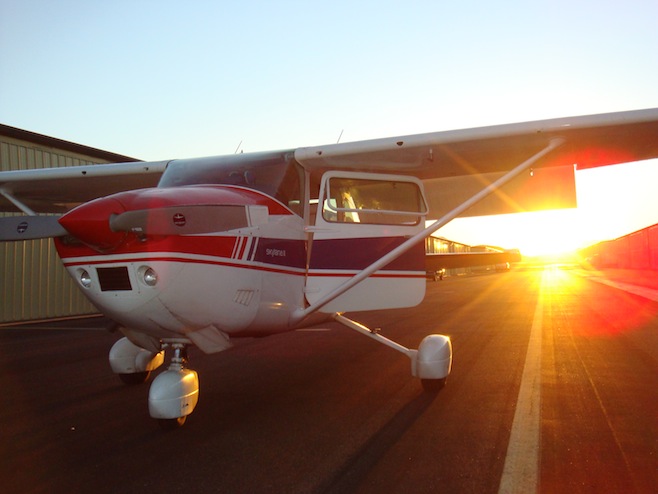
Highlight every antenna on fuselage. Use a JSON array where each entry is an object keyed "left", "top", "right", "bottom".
[
  {"left": 234, "top": 141, "right": 243, "bottom": 154},
  {"left": 337, "top": 129, "right": 344, "bottom": 143}
]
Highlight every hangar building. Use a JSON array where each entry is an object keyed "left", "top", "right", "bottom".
[
  {"left": 0, "top": 125, "right": 138, "bottom": 324},
  {"left": 580, "top": 223, "right": 658, "bottom": 270}
]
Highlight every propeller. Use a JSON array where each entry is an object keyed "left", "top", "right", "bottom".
[
  {"left": 109, "top": 204, "right": 266, "bottom": 236},
  {"left": 0, "top": 215, "right": 67, "bottom": 241},
  {"left": 57, "top": 187, "right": 272, "bottom": 253}
]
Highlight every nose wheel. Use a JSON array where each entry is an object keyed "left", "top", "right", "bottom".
[{"left": 148, "top": 342, "right": 199, "bottom": 429}]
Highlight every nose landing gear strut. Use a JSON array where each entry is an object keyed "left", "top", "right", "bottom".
[{"left": 148, "top": 342, "right": 199, "bottom": 429}]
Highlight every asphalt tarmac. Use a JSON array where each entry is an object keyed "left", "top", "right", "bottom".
[{"left": 1, "top": 268, "right": 656, "bottom": 493}]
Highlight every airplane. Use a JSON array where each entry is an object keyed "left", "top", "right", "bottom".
[{"left": 1, "top": 108, "right": 657, "bottom": 428}]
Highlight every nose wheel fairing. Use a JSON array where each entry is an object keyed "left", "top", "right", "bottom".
[
  {"left": 109, "top": 338, "right": 199, "bottom": 428},
  {"left": 148, "top": 343, "right": 199, "bottom": 428}
]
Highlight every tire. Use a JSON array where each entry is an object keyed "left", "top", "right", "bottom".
[
  {"left": 158, "top": 416, "right": 187, "bottom": 430},
  {"left": 118, "top": 371, "right": 151, "bottom": 385}
]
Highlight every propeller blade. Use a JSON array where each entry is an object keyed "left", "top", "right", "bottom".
[
  {"left": 0, "top": 215, "right": 67, "bottom": 241},
  {"left": 109, "top": 205, "right": 265, "bottom": 236}
]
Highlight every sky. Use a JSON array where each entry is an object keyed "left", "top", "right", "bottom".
[{"left": 1, "top": 0, "right": 658, "bottom": 256}]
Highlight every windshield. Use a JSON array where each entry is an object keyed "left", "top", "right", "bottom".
[{"left": 158, "top": 151, "right": 303, "bottom": 215}]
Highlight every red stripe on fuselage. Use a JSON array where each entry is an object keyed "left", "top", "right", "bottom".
[
  {"left": 56, "top": 235, "right": 425, "bottom": 277},
  {"left": 61, "top": 254, "right": 307, "bottom": 276},
  {"left": 235, "top": 237, "right": 247, "bottom": 259}
]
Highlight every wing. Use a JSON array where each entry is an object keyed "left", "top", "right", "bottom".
[
  {"left": 0, "top": 161, "right": 168, "bottom": 214},
  {"left": 2, "top": 108, "right": 657, "bottom": 222},
  {"left": 295, "top": 108, "right": 658, "bottom": 218}
]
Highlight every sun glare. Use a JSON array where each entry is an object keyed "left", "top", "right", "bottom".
[
  {"left": 436, "top": 209, "right": 589, "bottom": 259},
  {"left": 510, "top": 211, "right": 584, "bottom": 257},
  {"left": 435, "top": 160, "right": 658, "bottom": 262}
]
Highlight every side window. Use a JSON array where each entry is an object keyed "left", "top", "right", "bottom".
[{"left": 322, "top": 176, "right": 426, "bottom": 225}]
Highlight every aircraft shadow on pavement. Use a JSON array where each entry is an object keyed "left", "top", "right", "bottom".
[{"left": 319, "top": 391, "right": 438, "bottom": 493}]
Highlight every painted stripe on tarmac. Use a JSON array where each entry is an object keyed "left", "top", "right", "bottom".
[{"left": 498, "top": 273, "right": 544, "bottom": 494}]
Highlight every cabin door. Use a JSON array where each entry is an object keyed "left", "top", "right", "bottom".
[{"left": 305, "top": 171, "right": 428, "bottom": 313}]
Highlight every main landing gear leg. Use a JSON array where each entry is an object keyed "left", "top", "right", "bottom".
[
  {"left": 148, "top": 342, "right": 199, "bottom": 429},
  {"left": 333, "top": 313, "right": 452, "bottom": 393}
]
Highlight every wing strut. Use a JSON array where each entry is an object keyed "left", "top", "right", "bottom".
[
  {"left": 0, "top": 189, "right": 36, "bottom": 215},
  {"left": 291, "top": 138, "right": 564, "bottom": 323}
]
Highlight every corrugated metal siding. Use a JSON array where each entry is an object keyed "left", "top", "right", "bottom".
[
  {"left": 1, "top": 137, "right": 106, "bottom": 323},
  {"left": 580, "top": 222, "right": 658, "bottom": 270}
]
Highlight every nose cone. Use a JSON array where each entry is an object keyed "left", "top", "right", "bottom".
[{"left": 59, "top": 196, "right": 127, "bottom": 252}]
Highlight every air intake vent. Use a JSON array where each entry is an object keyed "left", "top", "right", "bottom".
[{"left": 97, "top": 267, "right": 132, "bottom": 291}]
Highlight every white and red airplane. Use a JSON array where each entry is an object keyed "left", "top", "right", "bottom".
[{"left": 2, "top": 108, "right": 657, "bottom": 428}]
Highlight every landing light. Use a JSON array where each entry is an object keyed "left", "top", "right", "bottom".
[
  {"left": 141, "top": 267, "right": 158, "bottom": 287},
  {"left": 79, "top": 269, "right": 92, "bottom": 288}
]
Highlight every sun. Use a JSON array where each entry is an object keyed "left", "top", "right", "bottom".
[{"left": 510, "top": 210, "right": 584, "bottom": 257}]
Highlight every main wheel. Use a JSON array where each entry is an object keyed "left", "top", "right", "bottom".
[{"left": 118, "top": 371, "right": 151, "bottom": 385}]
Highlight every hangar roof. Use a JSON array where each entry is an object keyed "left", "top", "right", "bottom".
[{"left": 0, "top": 123, "right": 140, "bottom": 163}]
